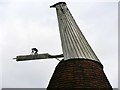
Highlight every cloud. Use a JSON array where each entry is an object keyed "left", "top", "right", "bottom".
[{"left": 0, "top": 1, "right": 118, "bottom": 88}]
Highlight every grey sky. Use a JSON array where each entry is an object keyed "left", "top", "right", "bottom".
[{"left": 0, "top": 0, "right": 118, "bottom": 89}]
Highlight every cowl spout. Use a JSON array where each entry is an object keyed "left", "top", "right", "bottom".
[{"left": 50, "top": 2, "right": 66, "bottom": 8}]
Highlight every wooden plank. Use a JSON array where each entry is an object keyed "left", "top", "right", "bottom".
[{"left": 15, "top": 53, "right": 63, "bottom": 61}]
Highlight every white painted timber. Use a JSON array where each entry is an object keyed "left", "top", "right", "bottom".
[
  {"left": 15, "top": 53, "right": 63, "bottom": 61},
  {"left": 51, "top": 2, "right": 100, "bottom": 62}
]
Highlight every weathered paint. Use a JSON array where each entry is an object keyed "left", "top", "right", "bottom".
[
  {"left": 50, "top": 2, "right": 100, "bottom": 62},
  {"left": 15, "top": 53, "right": 63, "bottom": 61}
]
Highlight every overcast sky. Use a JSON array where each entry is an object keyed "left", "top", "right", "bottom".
[{"left": 0, "top": 0, "right": 118, "bottom": 89}]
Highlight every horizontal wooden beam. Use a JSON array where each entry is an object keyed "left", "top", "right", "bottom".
[{"left": 14, "top": 53, "right": 63, "bottom": 61}]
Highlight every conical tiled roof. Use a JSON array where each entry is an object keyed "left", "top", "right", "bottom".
[{"left": 47, "top": 59, "right": 112, "bottom": 89}]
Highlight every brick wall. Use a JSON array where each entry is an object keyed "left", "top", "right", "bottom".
[{"left": 47, "top": 59, "right": 112, "bottom": 90}]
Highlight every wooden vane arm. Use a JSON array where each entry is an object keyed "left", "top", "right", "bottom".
[{"left": 14, "top": 53, "right": 63, "bottom": 61}]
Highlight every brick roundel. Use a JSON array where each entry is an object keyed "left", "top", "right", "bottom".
[{"left": 47, "top": 59, "right": 112, "bottom": 90}]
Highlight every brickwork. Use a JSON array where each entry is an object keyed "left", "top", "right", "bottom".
[{"left": 47, "top": 59, "right": 112, "bottom": 90}]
